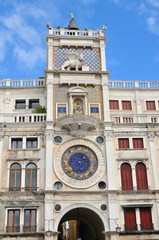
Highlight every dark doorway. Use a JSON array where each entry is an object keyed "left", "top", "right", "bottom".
[{"left": 58, "top": 207, "right": 105, "bottom": 240}]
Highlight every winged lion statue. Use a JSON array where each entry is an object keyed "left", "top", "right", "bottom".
[{"left": 61, "top": 52, "right": 83, "bottom": 71}]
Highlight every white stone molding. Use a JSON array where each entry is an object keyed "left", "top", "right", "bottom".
[
  {"left": 148, "top": 132, "right": 159, "bottom": 189},
  {"left": 100, "top": 40, "right": 106, "bottom": 71},
  {"left": 45, "top": 194, "right": 54, "bottom": 231},
  {"left": 45, "top": 131, "right": 54, "bottom": 190},
  {"left": 104, "top": 131, "right": 116, "bottom": 190},
  {"left": 53, "top": 203, "right": 109, "bottom": 232},
  {"left": 102, "top": 81, "right": 110, "bottom": 122},
  {"left": 47, "top": 45, "right": 53, "bottom": 70},
  {"left": 46, "top": 76, "right": 54, "bottom": 121},
  {"left": 0, "top": 133, "right": 4, "bottom": 188},
  {"left": 54, "top": 138, "right": 105, "bottom": 189}
]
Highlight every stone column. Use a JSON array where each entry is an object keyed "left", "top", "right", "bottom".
[
  {"left": 102, "top": 83, "right": 110, "bottom": 122},
  {"left": 46, "top": 77, "right": 54, "bottom": 121},
  {"left": 148, "top": 132, "right": 159, "bottom": 189},
  {"left": 47, "top": 44, "right": 53, "bottom": 70},
  {"left": 136, "top": 208, "right": 141, "bottom": 230},
  {"left": 100, "top": 41, "right": 106, "bottom": 71},
  {"left": 45, "top": 193, "right": 53, "bottom": 232},
  {"left": 0, "top": 134, "right": 4, "bottom": 189},
  {"left": 132, "top": 165, "right": 137, "bottom": 190},
  {"left": 108, "top": 199, "right": 119, "bottom": 231},
  {"left": 45, "top": 131, "right": 53, "bottom": 190},
  {"left": 104, "top": 131, "right": 116, "bottom": 190}
]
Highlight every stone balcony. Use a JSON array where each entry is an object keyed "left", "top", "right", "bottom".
[{"left": 58, "top": 114, "right": 100, "bottom": 136}]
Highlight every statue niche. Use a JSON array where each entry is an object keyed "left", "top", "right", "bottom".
[
  {"left": 61, "top": 52, "right": 83, "bottom": 71},
  {"left": 73, "top": 98, "right": 83, "bottom": 114}
]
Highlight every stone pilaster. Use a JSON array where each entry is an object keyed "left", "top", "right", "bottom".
[
  {"left": 45, "top": 131, "right": 53, "bottom": 190},
  {"left": 0, "top": 133, "right": 4, "bottom": 189},
  {"left": 102, "top": 83, "right": 110, "bottom": 122},
  {"left": 46, "top": 76, "right": 54, "bottom": 121},
  {"left": 148, "top": 132, "right": 159, "bottom": 189},
  {"left": 104, "top": 131, "right": 115, "bottom": 190}
]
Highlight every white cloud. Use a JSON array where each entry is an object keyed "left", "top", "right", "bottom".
[
  {"left": 14, "top": 46, "right": 45, "bottom": 69},
  {"left": 147, "top": 16, "right": 159, "bottom": 35},
  {"left": 147, "top": 0, "right": 159, "bottom": 8},
  {"left": 0, "top": 1, "right": 48, "bottom": 70}
]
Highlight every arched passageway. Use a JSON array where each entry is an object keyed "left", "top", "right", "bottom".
[{"left": 58, "top": 207, "right": 105, "bottom": 240}]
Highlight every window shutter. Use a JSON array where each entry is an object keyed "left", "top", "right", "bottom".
[
  {"left": 124, "top": 208, "right": 137, "bottom": 231},
  {"left": 122, "top": 101, "right": 132, "bottom": 110},
  {"left": 133, "top": 138, "right": 144, "bottom": 149},
  {"left": 136, "top": 163, "right": 148, "bottom": 190},
  {"left": 109, "top": 100, "right": 119, "bottom": 110},
  {"left": 121, "top": 163, "right": 133, "bottom": 190},
  {"left": 118, "top": 138, "right": 129, "bottom": 149},
  {"left": 140, "top": 208, "right": 152, "bottom": 230},
  {"left": 146, "top": 101, "right": 156, "bottom": 110}
]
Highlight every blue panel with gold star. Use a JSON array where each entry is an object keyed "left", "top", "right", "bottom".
[
  {"left": 61, "top": 145, "right": 98, "bottom": 180},
  {"left": 54, "top": 47, "right": 100, "bottom": 71}
]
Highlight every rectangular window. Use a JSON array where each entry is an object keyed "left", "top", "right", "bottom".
[
  {"left": 118, "top": 138, "right": 129, "bottom": 149},
  {"left": 7, "top": 210, "right": 20, "bottom": 232},
  {"left": 58, "top": 107, "right": 66, "bottom": 113},
  {"left": 140, "top": 208, "right": 153, "bottom": 230},
  {"left": 146, "top": 101, "right": 156, "bottom": 110},
  {"left": 24, "top": 209, "right": 36, "bottom": 232},
  {"left": 15, "top": 100, "right": 26, "bottom": 109},
  {"left": 11, "top": 138, "right": 22, "bottom": 149},
  {"left": 133, "top": 138, "right": 144, "bottom": 149},
  {"left": 26, "top": 138, "right": 38, "bottom": 149},
  {"left": 91, "top": 107, "right": 99, "bottom": 113},
  {"left": 122, "top": 101, "right": 132, "bottom": 110},
  {"left": 124, "top": 208, "right": 137, "bottom": 231},
  {"left": 29, "top": 99, "right": 39, "bottom": 109},
  {"left": 109, "top": 100, "right": 119, "bottom": 110}
]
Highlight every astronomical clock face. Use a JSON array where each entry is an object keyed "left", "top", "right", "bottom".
[
  {"left": 61, "top": 146, "right": 98, "bottom": 180},
  {"left": 54, "top": 139, "right": 105, "bottom": 189}
]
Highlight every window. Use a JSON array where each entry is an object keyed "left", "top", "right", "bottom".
[
  {"left": 9, "top": 163, "right": 21, "bottom": 191},
  {"left": 26, "top": 138, "right": 38, "bottom": 149},
  {"left": 109, "top": 100, "right": 119, "bottom": 110},
  {"left": 146, "top": 101, "right": 156, "bottom": 110},
  {"left": 140, "top": 208, "right": 153, "bottom": 230},
  {"left": 136, "top": 163, "right": 148, "bottom": 190},
  {"left": 7, "top": 210, "right": 20, "bottom": 232},
  {"left": 24, "top": 209, "right": 36, "bottom": 232},
  {"left": 124, "top": 208, "right": 137, "bottom": 231},
  {"left": 25, "top": 163, "right": 37, "bottom": 191},
  {"left": 122, "top": 101, "right": 132, "bottom": 110},
  {"left": 29, "top": 99, "right": 39, "bottom": 109},
  {"left": 121, "top": 163, "right": 133, "bottom": 190},
  {"left": 133, "top": 138, "right": 144, "bottom": 149},
  {"left": 11, "top": 138, "right": 22, "bottom": 149},
  {"left": 15, "top": 100, "right": 26, "bottom": 109},
  {"left": 118, "top": 138, "right": 129, "bottom": 149}
]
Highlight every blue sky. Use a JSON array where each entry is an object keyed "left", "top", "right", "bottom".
[{"left": 0, "top": 0, "right": 159, "bottom": 81}]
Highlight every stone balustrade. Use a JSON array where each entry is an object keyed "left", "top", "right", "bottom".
[
  {"left": 108, "top": 80, "right": 159, "bottom": 88},
  {"left": 0, "top": 113, "right": 46, "bottom": 123},
  {"left": 0, "top": 78, "right": 44, "bottom": 87},
  {"left": 111, "top": 114, "right": 159, "bottom": 124}
]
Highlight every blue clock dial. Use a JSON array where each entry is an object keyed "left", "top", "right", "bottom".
[{"left": 61, "top": 145, "right": 98, "bottom": 180}]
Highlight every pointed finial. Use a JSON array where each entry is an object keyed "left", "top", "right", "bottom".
[{"left": 71, "top": 12, "right": 74, "bottom": 19}]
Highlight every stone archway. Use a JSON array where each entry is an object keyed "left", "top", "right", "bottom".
[{"left": 55, "top": 205, "right": 107, "bottom": 240}]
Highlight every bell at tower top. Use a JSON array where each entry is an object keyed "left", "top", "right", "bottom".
[{"left": 68, "top": 13, "right": 79, "bottom": 30}]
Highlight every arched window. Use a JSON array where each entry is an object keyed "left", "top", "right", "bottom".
[
  {"left": 25, "top": 163, "right": 37, "bottom": 191},
  {"left": 121, "top": 163, "right": 133, "bottom": 190},
  {"left": 136, "top": 163, "right": 148, "bottom": 190},
  {"left": 9, "top": 163, "right": 21, "bottom": 191}
]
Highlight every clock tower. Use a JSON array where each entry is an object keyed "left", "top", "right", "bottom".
[{"left": 44, "top": 14, "right": 117, "bottom": 240}]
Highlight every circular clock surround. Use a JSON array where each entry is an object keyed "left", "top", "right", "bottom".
[{"left": 54, "top": 139, "right": 105, "bottom": 188}]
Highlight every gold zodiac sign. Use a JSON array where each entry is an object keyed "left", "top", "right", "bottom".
[{"left": 65, "top": 166, "right": 72, "bottom": 172}]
